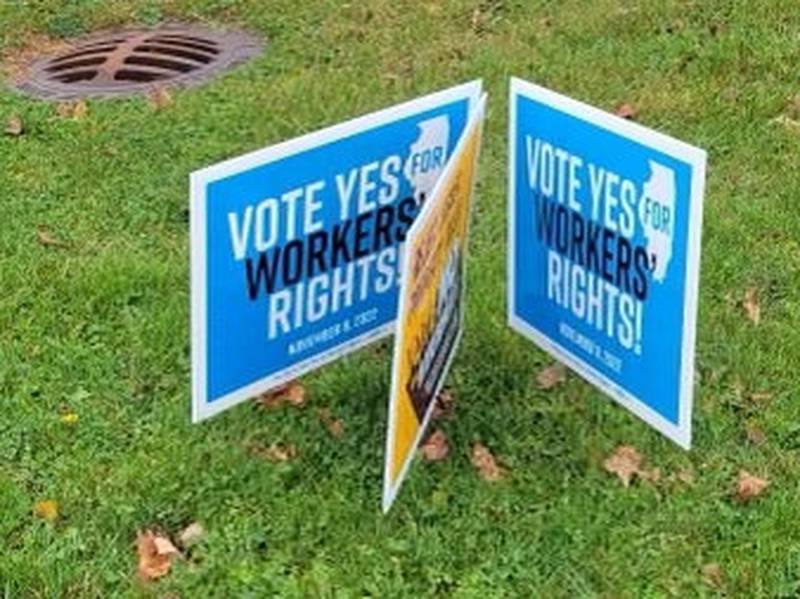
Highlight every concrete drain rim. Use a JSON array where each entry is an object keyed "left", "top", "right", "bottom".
[{"left": 11, "top": 22, "right": 262, "bottom": 100}]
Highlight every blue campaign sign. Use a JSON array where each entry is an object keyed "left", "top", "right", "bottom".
[
  {"left": 192, "top": 81, "right": 483, "bottom": 421},
  {"left": 508, "top": 78, "right": 706, "bottom": 448}
]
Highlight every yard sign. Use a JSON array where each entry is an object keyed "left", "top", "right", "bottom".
[
  {"left": 383, "top": 93, "right": 487, "bottom": 511},
  {"left": 508, "top": 78, "right": 706, "bottom": 448},
  {"left": 191, "top": 81, "right": 482, "bottom": 422}
]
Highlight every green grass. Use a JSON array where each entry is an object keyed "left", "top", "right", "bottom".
[{"left": 2, "top": 0, "right": 800, "bottom": 596}]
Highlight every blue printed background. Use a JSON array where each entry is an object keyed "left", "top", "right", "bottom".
[
  {"left": 512, "top": 94, "right": 694, "bottom": 425},
  {"left": 205, "top": 100, "right": 469, "bottom": 403}
]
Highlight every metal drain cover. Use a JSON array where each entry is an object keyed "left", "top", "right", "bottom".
[{"left": 12, "top": 23, "right": 261, "bottom": 99}]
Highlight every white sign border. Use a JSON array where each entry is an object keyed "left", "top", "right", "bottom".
[
  {"left": 191, "top": 80, "right": 483, "bottom": 423},
  {"left": 507, "top": 77, "right": 707, "bottom": 449},
  {"left": 382, "top": 93, "right": 487, "bottom": 512}
]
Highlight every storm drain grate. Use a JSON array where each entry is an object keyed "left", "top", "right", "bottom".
[{"left": 12, "top": 24, "right": 261, "bottom": 99}]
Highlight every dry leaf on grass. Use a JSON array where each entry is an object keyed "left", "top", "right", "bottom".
[
  {"left": 255, "top": 388, "right": 285, "bottom": 409},
  {"left": 5, "top": 114, "right": 23, "bottom": 136},
  {"left": 639, "top": 467, "right": 662, "bottom": 483},
  {"left": 317, "top": 408, "right": 343, "bottom": 438},
  {"left": 284, "top": 382, "right": 306, "bottom": 406},
  {"left": 56, "top": 100, "right": 87, "bottom": 119},
  {"left": 178, "top": 522, "right": 205, "bottom": 549},
  {"left": 536, "top": 362, "right": 566, "bottom": 390},
  {"left": 742, "top": 287, "right": 760, "bottom": 324},
  {"left": 603, "top": 445, "right": 643, "bottom": 486},
  {"left": 147, "top": 86, "right": 173, "bottom": 109},
  {"left": 36, "top": 227, "right": 68, "bottom": 248},
  {"left": 750, "top": 391, "right": 772, "bottom": 403},
  {"left": 675, "top": 468, "right": 695, "bottom": 485},
  {"left": 471, "top": 442, "right": 504, "bottom": 481},
  {"left": 420, "top": 429, "right": 449, "bottom": 461},
  {"left": 431, "top": 389, "right": 455, "bottom": 421},
  {"left": 253, "top": 442, "right": 296, "bottom": 462},
  {"left": 735, "top": 470, "right": 768, "bottom": 501},
  {"left": 255, "top": 381, "right": 305, "bottom": 409},
  {"left": 615, "top": 103, "right": 637, "bottom": 120},
  {"left": 702, "top": 562, "right": 724, "bottom": 588},
  {"left": 602, "top": 445, "right": 661, "bottom": 487},
  {"left": 72, "top": 100, "right": 88, "bottom": 119},
  {"left": 136, "top": 530, "right": 179, "bottom": 581},
  {"left": 33, "top": 499, "right": 58, "bottom": 521}
]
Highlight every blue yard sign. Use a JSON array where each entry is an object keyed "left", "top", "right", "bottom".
[
  {"left": 192, "top": 81, "right": 483, "bottom": 421},
  {"left": 508, "top": 78, "right": 706, "bottom": 448}
]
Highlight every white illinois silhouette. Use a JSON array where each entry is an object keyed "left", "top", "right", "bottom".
[
  {"left": 403, "top": 115, "right": 450, "bottom": 204},
  {"left": 639, "top": 160, "right": 676, "bottom": 283}
]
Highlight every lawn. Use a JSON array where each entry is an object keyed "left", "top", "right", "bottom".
[{"left": 2, "top": 0, "right": 800, "bottom": 596}]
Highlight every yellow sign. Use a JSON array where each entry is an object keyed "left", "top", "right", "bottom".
[{"left": 382, "top": 95, "right": 486, "bottom": 512}]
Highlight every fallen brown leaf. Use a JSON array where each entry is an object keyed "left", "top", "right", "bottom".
[
  {"left": 73, "top": 100, "right": 88, "bottom": 119},
  {"left": 639, "top": 467, "right": 662, "bottom": 483},
  {"left": 255, "top": 387, "right": 286, "bottom": 409},
  {"left": 735, "top": 470, "right": 768, "bottom": 501},
  {"left": 536, "top": 362, "right": 566, "bottom": 390},
  {"left": 615, "top": 103, "right": 637, "bottom": 120},
  {"left": 5, "top": 114, "right": 23, "bottom": 136},
  {"left": 36, "top": 227, "right": 68, "bottom": 248},
  {"left": 178, "top": 522, "right": 205, "bottom": 549},
  {"left": 742, "top": 287, "right": 760, "bottom": 325},
  {"left": 471, "top": 442, "right": 504, "bottom": 481},
  {"left": 147, "top": 86, "right": 173, "bottom": 109},
  {"left": 56, "top": 100, "right": 87, "bottom": 119},
  {"left": 253, "top": 442, "right": 296, "bottom": 462},
  {"left": 603, "top": 445, "right": 645, "bottom": 487},
  {"left": 676, "top": 468, "right": 695, "bottom": 485},
  {"left": 431, "top": 389, "right": 455, "bottom": 420},
  {"left": 317, "top": 408, "right": 343, "bottom": 438},
  {"left": 255, "top": 381, "right": 305, "bottom": 409},
  {"left": 33, "top": 499, "right": 58, "bottom": 521},
  {"left": 701, "top": 562, "right": 724, "bottom": 588},
  {"left": 284, "top": 381, "right": 305, "bottom": 406},
  {"left": 136, "top": 530, "right": 179, "bottom": 581},
  {"left": 420, "top": 429, "right": 449, "bottom": 461}
]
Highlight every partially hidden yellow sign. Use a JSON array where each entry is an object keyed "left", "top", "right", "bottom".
[{"left": 382, "top": 95, "right": 486, "bottom": 512}]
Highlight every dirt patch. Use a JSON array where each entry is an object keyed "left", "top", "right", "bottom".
[{"left": 2, "top": 33, "right": 73, "bottom": 85}]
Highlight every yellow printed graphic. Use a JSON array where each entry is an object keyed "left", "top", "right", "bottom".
[{"left": 384, "top": 98, "right": 485, "bottom": 510}]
